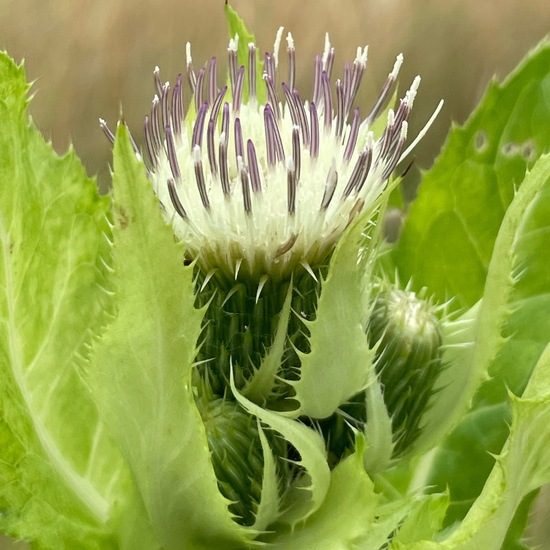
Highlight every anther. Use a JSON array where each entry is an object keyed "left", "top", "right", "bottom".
[
  {"left": 228, "top": 34, "right": 239, "bottom": 93},
  {"left": 153, "top": 66, "right": 163, "bottom": 97},
  {"left": 144, "top": 116, "right": 157, "bottom": 167},
  {"left": 291, "top": 126, "right": 301, "bottom": 183},
  {"left": 207, "top": 57, "right": 218, "bottom": 106},
  {"left": 286, "top": 32, "right": 296, "bottom": 92},
  {"left": 191, "top": 103, "right": 208, "bottom": 149},
  {"left": 219, "top": 132, "right": 231, "bottom": 196},
  {"left": 247, "top": 139, "right": 262, "bottom": 192},
  {"left": 165, "top": 124, "right": 181, "bottom": 181},
  {"left": 286, "top": 157, "right": 297, "bottom": 215},
  {"left": 264, "top": 104, "right": 285, "bottom": 166},
  {"left": 233, "top": 66, "right": 245, "bottom": 112},
  {"left": 309, "top": 102, "right": 319, "bottom": 158},
  {"left": 186, "top": 42, "right": 197, "bottom": 93},
  {"left": 207, "top": 119, "right": 217, "bottom": 175},
  {"left": 193, "top": 145, "right": 210, "bottom": 210},
  {"left": 99, "top": 118, "right": 115, "bottom": 144},
  {"left": 194, "top": 67, "right": 206, "bottom": 112},
  {"left": 234, "top": 117, "right": 244, "bottom": 164},
  {"left": 248, "top": 43, "right": 257, "bottom": 101},
  {"left": 320, "top": 159, "right": 338, "bottom": 209},
  {"left": 171, "top": 74, "right": 184, "bottom": 135},
  {"left": 238, "top": 156, "right": 252, "bottom": 213},
  {"left": 343, "top": 108, "right": 360, "bottom": 162},
  {"left": 167, "top": 179, "right": 187, "bottom": 218}
]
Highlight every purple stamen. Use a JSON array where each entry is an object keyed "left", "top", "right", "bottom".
[
  {"left": 207, "top": 119, "right": 217, "bottom": 175},
  {"left": 264, "top": 52, "right": 276, "bottom": 84},
  {"left": 366, "top": 72, "right": 398, "bottom": 126},
  {"left": 312, "top": 54, "right": 323, "bottom": 104},
  {"left": 309, "top": 102, "right": 319, "bottom": 158},
  {"left": 239, "top": 160, "right": 252, "bottom": 213},
  {"left": 165, "top": 124, "right": 181, "bottom": 181},
  {"left": 228, "top": 45, "right": 238, "bottom": 96},
  {"left": 335, "top": 80, "right": 345, "bottom": 138},
  {"left": 324, "top": 47, "right": 335, "bottom": 80},
  {"left": 186, "top": 46, "right": 197, "bottom": 93},
  {"left": 151, "top": 97, "right": 162, "bottom": 151},
  {"left": 194, "top": 67, "right": 206, "bottom": 112},
  {"left": 207, "top": 57, "right": 218, "bottom": 106},
  {"left": 287, "top": 41, "right": 296, "bottom": 92},
  {"left": 247, "top": 139, "right": 262, "bottom": 192},
  {"left": 153, "top": 66, "right": 163, "bottom": 97},
  {"left": 219, "top": 133, "right": 231, "bottom": 196},
  {"left": 144, "top": 116, "right": 157, "bottom": 167},
  {"left": 264, "top": 73, "right": 280, "bottom": 119},
  {"left": 221, "top": 103, "right": 230, "bottom": 143},
  {"left": 248, "top": 44, "right": 257, "bottom": 100},
  {"left": 355, "top": 147, "right": 373, "bottom": 193},
  {"left": 379, "top": 112, "right": 396, "bottom": 160},
  {"left": 210, "top": 85, "right": 228, "bottom": 124},
  {"left": 193, "top": 146, "right": 210, "bottom": 210},
  {"left": 342, "top": 62, "right": 351, "bottom": 111},
  {"left": 393, "top": 98, "right": 411, "bottom": 130},
  {"left": 346, "top": 58, "right": 366, "bottom": 116},
  {"left": 99, "top": 118, "right": 115, "bottom": 144},
  {"left": 381, "top": 124, "right": 406, "bottom": 180},
  {"left": 234, "top": 117, "right": 244, "bottom": 164},
  {"left": 287, "top": 158, "right": 297, "bottom": 215},
  {"left": 343, "top": 108, "right": 360, "bottom": 162},
  {"left": 320, "top": 161, "right": 338, "bottom": 209},
  {"left": 161, "top": 82, "right": 170, "bottom": 128},
  {"left": 292, "top": 126, "right": 301, "bottom": 183},
  {"left": 191, "top": 103, "right": 208, "bottom": 149},
  {"left": 171, "top": 74, "right": 184, "bottom": 135},
  {"left": 264, "top": 104, "right": 285, "bottom": 166},
  {"left": 282, "top": 83, "right": 300, "bottom": 128},
  {"left": 321, "top": 71, "right": 332, "bottom": 129},
  {"left": 167, "top": 179, "right": 187, "bottom": 218},
  {"left": 342, "top": 149, "right": 368, "bottom": 198},
  {"left": 293, "top": 89, "right": 310, "bottom": 146},
  {"left": 233, "top": 66, "right": 245, "bottom": 112}
]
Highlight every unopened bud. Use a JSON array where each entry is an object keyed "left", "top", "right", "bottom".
[{"left": 367, "top": 288, "right": 443, "bottom": 453}]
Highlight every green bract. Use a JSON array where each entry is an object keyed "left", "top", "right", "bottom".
[{"left": 1, "top": 6, "right": 550, "bottom": 549}]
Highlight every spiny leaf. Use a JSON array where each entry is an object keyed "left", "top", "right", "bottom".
[
  {"left": 87, "top": 123, "right": 251, "bottom": 550},
  {"left": 395, "top": 40, "right": 550, "bottom": 310},
  {"left": 0, "top": 52, "right": 133, "bottom": 548}
]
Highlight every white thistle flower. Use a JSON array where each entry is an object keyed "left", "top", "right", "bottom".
[{"left": 102, "top": 30, "right": 442, "bottom": 284}]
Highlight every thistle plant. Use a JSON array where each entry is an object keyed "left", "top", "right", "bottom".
[{"left": 2, "top": 5, "right": 550, "bottom": 550}]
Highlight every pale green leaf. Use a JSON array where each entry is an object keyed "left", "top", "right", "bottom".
[
  {"left": 86, "top": 124, "right": 250, "bottom": 550},
  {"left": 231, "top": 372, "right": 330, "bottom": 527},
  {"left": 390, "top": 492, "right": 449, "bottom": 547},
  {"left": 363, "top": 377, "right": 394, "bottom": 475},
  {"left": 288, "top": 216, "right": 376, "bottom": 418},
  {"left": 266, "top": 439, "right": 415, "bottom": 550},
  {"left": 424, "top": 345, "right": 550, "bottom": 550},
  {"left": 410, "top": 302, "right": 479, "bottom": 454},
  {"left": 420, "top": 154, "right": 550, "bottom": 524},
  {"left": 0, "top": 53, "right": 133, "bottom": 548},
  {"left": 250, "top": 421, "right": 281, "bottom": 532}
]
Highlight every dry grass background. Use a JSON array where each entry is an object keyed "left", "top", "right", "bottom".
[{"left": 1, "top": 0, "right": 550, "bottom": 547}]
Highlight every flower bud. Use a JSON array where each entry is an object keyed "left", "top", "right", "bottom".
[
  {"left": 200, "top": 398, "right": 266, "bottom": 526},
  {"left": 367, "top": 287, "right": 443, "bottom": 453}
]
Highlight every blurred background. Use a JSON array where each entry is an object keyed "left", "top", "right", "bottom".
[{"left": 0, "top": 0, "right": 549, "bottom": 547}]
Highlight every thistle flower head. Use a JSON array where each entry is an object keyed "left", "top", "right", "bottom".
[{"left": 103, "top": 30, "right": 441, "bottom": 284}]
